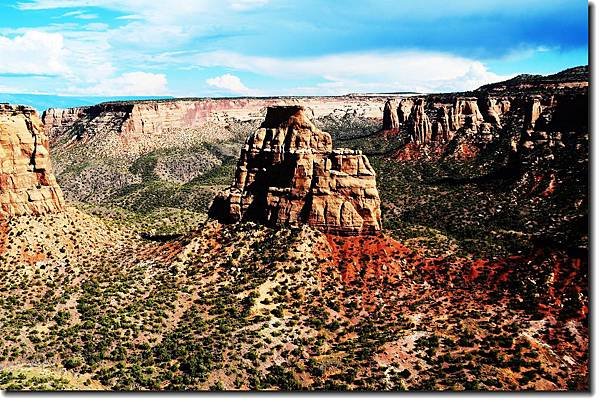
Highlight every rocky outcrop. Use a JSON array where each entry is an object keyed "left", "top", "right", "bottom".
[
  {"left": 397, "top": 99, "right": 414, "bottom": 124},
  {"left": 408, "top": 99, "right": 432, "bottom": 144},
  {"left": 450, "top": 97, "right": 484, "bottom": 131},
  {"left": 476, "top": 65, "right": 589, "bottom": 95},
  {"left": 209, "top": 106, "right": 382, "bottom": 235},
  {"left": 384, "top": 95, "right": 514, "bottom": 146},
  {"left": 432, "top": 106, "right": 451, "bottom": 141},
  {"left": 525, "top": 96, "right": 543, "bottom": 130},
  {"left": 0, "top": 104, "right": 64, "bottom": 216},
  {"left": 382, "top": 99, "right": 399, "bottom": 130},
  {"left": 480, "top": 97, "right": 504, "bottom": 128}
]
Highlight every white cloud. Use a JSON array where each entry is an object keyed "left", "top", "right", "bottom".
[
  {"left": 19, "top": 1, "right": 270, "bottom": 19},
  {"left": 191, "top": 50, "right": 508, "bottom": 93},
  {"left": 17, "top": 0, "right": 271, "bottom": 52},
  {"left": 67, "top": 71, "right": 168, "bottom": 95},
  {"left": 60, "top": 10, "right": 98, "bottom": 19},
  {"left": 9, "top": 2, "right": 510, "bottom": 96},
  {"left": 230, "top": 0, "right": 269, "bottom": 11},
  {"left": 206, "top": 74, "right": 251, "bottom": 94},
  {"left": 115, "top": 14, "right": 143, "bottom": 20},
  {"left": 0, "top": 25, "right": 167, "bottom": 96},
  {"left": 0, "top": 83, "right": 19, "bottom": 93},
  {"left": 0, "top": 31, "right": 69, "bottom": 76}
]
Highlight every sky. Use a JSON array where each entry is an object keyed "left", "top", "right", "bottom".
[{"left": 0, "top": 0, "right": 589, "bottom": 98}]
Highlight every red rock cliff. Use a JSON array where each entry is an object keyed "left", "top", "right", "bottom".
[
  {"left": 43, "top": 97, "right": 387, "bottom": 159},
  {"left": 0, "top": 104, "right": 64, "bottom": 216}
]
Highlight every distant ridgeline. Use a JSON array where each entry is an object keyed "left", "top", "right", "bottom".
[{"left": 0, "top": 93, "right": 173, "bottom": 113}]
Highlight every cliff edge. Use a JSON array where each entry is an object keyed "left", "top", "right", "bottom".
[{"left": 0, "top": 104, "right": 64, "bottom": 216}]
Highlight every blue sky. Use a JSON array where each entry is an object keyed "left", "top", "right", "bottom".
[{"left": 0, "top": 0, "right": 589, "bottom": 97}]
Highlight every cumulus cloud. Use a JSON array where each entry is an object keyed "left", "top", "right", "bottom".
[
  {"left": 206, "top": 74, "right": 251, "bottom": 94},
  {"left": 0, "top": 26, "right": 166, "bottom": 96},
  {"left": 68, "top": 72, "right": 168, "bottom": 95},
  {"left": 191, "top": 51, "right": 508, "bottom": 94},
  {"left": 0, "top": 31, "right": 69, "bottom": 76},
  {"left": 9, "top": 1, "right": 514, "bottom": 97}
]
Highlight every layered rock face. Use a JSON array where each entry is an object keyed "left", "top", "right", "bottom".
[
  {"left": 0, "top": 104, "right": 64, "bottom": 216},
  {"left": 481, "top": 97, "right": 502, "bottom": 128},
  {"left": 377, "top": 68, "right": 587, "bottom": 146},
  {"left": 382, "top": 95, "right": 512, "bottom": 144},
  {"left": 43, "top": 96, "right": 387, "bottom": 159},
  {"left": 408, "top": 98, "right": 432, "bottom": 144},
  {"left": 209, "top": 106, "right": 382, "bottom": 235},
  {"left": 450, "top": 97, "right": 484, "bottom": 131},
  {"left": 432, "top": 106, "right": 451, "bottom": 141},
  {"left": 386, "top": 72, "right": 587, "bottom": 163},
  {"left": 476, "top": 65, "right": 589, "bottom": 95}
]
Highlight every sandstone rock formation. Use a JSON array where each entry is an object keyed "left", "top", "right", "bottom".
[
  {"left": 1, "top": 104, "right": 64, "bottom": 216},
  {"left": 451, "top": 97, "right": 484, "bottom": 131},
  {"left": 476, "top": 65, "right": 589, "bottom": 95},
  {"left": 408, "top": 98, "right": 432, "bottom": 144},
  {"left": 397, "top": 99, "right": 414, "bottom": 124},
  {"left": 481, "top": 97, "right": 502, "bottom": 127},
  {"left": 209, "top": 106, "right": 382, "bottom": 235},
  {"left": 433, "top": 106, "right": 451, "bottom": 141},
  {"left": 525, "top": 96, "right": 543, "bottom": 130},
  {"left": 383, "top": 95, "right": 514, "bottom": 146},
  {"left": 43, "top": 97, "right": 388, "bottom": 159},
  {"left": 382, "top": 99, "right": 399, "bottom": 130}
]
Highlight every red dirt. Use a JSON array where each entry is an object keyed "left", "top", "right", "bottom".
[
  {"left": 322, "top": 232, "right": 587, "bottom": 320},
  {"left": 138, "top": 240, "right": 186, "bottom": 264},
  {"left": 393, "top": 143, "right": 445, "bottom": 161},
  {"left": 0, "top": 216, "right": 7, "bottom": 254}
]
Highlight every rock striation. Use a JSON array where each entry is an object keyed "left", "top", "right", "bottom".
[
  {"left": 383, "top": 95, "right": 513, "bottom": 145},
  {"left": 209, "top": 106, "right": 382, "bottom": 235},
  {"left": 450, "top": 97, "right": 484, "bottom": 131},
  {"left": 0, "top": 104, "right": 64, "bottom": 216},
  {"left": 43, "top": 97, "right": 388, "bottom": 159},
  {"left": 408, "top": 98, "right": 432, "bottom": 144},
  {"left": 432, "top": 106, "right": 451, "bottom": 141}
]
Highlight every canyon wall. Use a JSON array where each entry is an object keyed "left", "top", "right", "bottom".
[
  {"left": 43, "top": 96, "right": 387, "bottom": 159},
  {"left": 381, "top": 65, "right": 588, "bottom": 148},
  {"left": 0, "top": 104, "right": 64, "bottom": 216}
]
